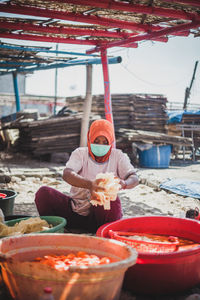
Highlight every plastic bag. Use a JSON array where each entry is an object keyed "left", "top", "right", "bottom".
[{"left": 90, "top": 172, "right": 121, "bottom": 210}]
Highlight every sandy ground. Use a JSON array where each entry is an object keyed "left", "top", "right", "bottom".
[
  {"left": 0, "top": 152, "right": 200, "bottom": 219},
  {"left": 0, "top": 151, "right": 200, "bottom": 299}
]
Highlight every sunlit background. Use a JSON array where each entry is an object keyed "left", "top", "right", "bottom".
[{"left": 1, "top": 34, "right": 200, "bottom": 107}]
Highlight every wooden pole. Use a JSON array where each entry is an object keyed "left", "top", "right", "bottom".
[
  {"left": 101, "top": 49, "right": 113, "bottom": 124},
  {"left": 101, "top": 48, "right": 115, "bottom": 145},
  {"left": 80, "top": 64, "right": 93, "bottom": 147},
  {"left": 54, "top": 44, "right": 58, "bottom": 115},
  {"left": 183, "top": 60, "right": 198, "bottom": 110}
]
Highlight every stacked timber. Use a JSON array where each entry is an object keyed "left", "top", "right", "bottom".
[
  {"left": 129, "top": 94, "right": 168, "bottom": 133},
  {"left": 167, "top": 123, "right": 182, "bottom": 137},
  {"left": 65, "top": 96, "right": 85, "bottom": 113},
  {"left": 92, "top": 94, "right": 131, "bottom": 130},
  {"left": 182, "top": 113, "right": 200, "bottom": 125},
  {"left": 117, "top": 128, "right": 192, "bottom": 151},
  {"left": 4, "top": 114, "right": 84, "bottom": 156},
  {"left": 66, "top": 93, "right": 169, "bottom": 132},
  {"left": 66, "top": 94, "right": 131, "bottom": 130}
]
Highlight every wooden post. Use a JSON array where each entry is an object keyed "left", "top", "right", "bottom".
[
  {"left": 101, "top": 48, "right": 115, "bottom": 145},
  {"left": 54, "top": 44, "right": 58, "bottom": 115},
  {"left": 80, "top": 64, "right": 93, "bottom": 147}
]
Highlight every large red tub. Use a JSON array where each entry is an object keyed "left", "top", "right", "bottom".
[{"left": 96, "top": 216, "right": 200, "bottom": 295}]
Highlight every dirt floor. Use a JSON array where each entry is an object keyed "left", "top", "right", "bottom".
[{"left": 0, "top": 151, "right": 200, "bottom": 300}]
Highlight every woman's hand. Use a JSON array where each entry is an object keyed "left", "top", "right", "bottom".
[
  {"left": 119, "top": 179, "right": 127, "bottom": 190},
  {"left": 119, "top": 173, "right": 139, "bottom": 190},
  {"left": 90, "top": 178, "right": 106, "bottom": 202}
]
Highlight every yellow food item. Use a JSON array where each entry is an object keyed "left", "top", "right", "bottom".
[
  {"left": 0, "top": 217, "right": 50, "bottom": 237},
  {"left": 90, "top": 172, "right": 121, "bottom": 210}
]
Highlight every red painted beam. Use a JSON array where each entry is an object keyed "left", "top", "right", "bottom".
[
  {"left": 0, "top": 32, "right": 99, "bottom": 45},
  {"left": 101, "top": 49, "right": 114, "bottom": 127},
  {"left": 0, "top": 20, "right": 170, "bottom": 43},
  {"left": 0, "top": 4, "right": 191, "bottom": 39},
  {"left": 87, "top": 21, "right": 200, "bottom": 53},
  {"left": 0, "top": 3, "right": 163, "bottom": 33},
  {"left": 44, "top": 0, "right": 200, "bottom": 21},
  {"left": 151, "top": 37, "right": 168, "bottom": 42},
  {"left": 0, "top": 20, "right": 130, "bottom": 39},
  {"left": 173, "top": 30, "right": 190, "bottom": 36},
  {"left": 0, "top": 32, "right": 138, "bottom": 48}
]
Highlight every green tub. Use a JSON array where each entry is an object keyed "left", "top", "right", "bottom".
[{"left": 4, "top": 216, "right": 67, "bottom": 234}]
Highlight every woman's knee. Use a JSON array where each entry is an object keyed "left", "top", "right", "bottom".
[{"left": 35, "top": 186, "right": 51, "bottom": 204}]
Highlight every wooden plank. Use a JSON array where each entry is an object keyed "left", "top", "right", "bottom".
[{"left": 117, "top": 128, "right": 192, "bottom": 146}]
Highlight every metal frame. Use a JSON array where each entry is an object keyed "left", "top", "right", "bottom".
[
  {"left": 0, "top": 0, "right": 199, "bottom": 129},
  {"left": 176, "top": 124, "right": 200, "bottom": 161}
]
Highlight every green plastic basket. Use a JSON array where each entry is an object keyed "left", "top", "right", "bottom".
[{"left": 4, "top": 216, "right": 67, "bottom": 234}]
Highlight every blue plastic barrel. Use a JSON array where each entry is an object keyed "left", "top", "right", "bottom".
[{"left": 138, "top": 145, "right": 171, "bottom": 168}]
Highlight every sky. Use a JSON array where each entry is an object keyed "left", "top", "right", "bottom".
[{"left": 1, "top": 34, "right": 200, "bottom": 108}]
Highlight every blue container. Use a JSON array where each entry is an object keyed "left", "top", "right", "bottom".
[{"left": 138, "top": 145, "right": 171, "bottom": 168}]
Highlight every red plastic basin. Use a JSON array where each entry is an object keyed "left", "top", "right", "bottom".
[{"left": 96, "top": 216, "right": 200, "bottom": 295}]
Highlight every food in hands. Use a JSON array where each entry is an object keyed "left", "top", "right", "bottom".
[{"left": 90, "top": 172, "right": 120, "bottom": 210}]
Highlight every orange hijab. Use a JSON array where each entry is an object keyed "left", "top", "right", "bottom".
[{"left": 87, "top": 119, "right": 115, "bottom": 163}]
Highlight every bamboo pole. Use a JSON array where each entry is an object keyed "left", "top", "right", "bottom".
[{"left": 80, "top": 64, "right": 93, "bottom": 147}]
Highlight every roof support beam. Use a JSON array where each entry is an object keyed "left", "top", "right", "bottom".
[
  {"left": 0, "top": 56, "right": 122, "bottom": 75},
  {"left": 87, "top": 20, "right": 200, "bottom": 53},
  {"left": 0, "top": 44, "right": 98, "bottom": 57},
  {"left": 43, "top": 0, "right": 200, "bottom": 21},
  {"left": 0, "top": 32, "right": 99, "bottom": 45},
  {"left": 0, "top": 21, "right": 170, "bottom": 43},
  {"left": 101, "top": 48, "right": 115, "bottom": 141},
  {"left": 0, "top": 4, "right": 163, "bottom": 33},
  {"left": 0, "top": 32, "right": 138, "bottom": 48},
  {"left": 0, "top": 20, "right": 130, "bottom": 39},
  {"left": 0, "top": 4, "right": 191, "bottom": 39}
]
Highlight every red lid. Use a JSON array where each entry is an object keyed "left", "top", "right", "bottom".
[
  {"left": 0, "top": 193, "right": 6, "bottom": 198},
  {"left": 44, "top": 287, "right": 52, "bottom": 294}
]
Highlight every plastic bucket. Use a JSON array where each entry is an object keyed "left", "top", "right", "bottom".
[
  {"left": 138, "top": 145, "right": 171, "bottom": 168},
  {"left": 5, "top": 215, "right": 31, "bottom": 221},
  {"left": 0, "top": 189, "right": 17, "bottom": 216},
  {"left": 4, "top": 216, "right": 67, "bottom": 234},
  {"left": 97, "top": 216, "right": 200, "bottom": 295},
  {"left": 0, "top": 233, "right": 137, "bottom": 300}
]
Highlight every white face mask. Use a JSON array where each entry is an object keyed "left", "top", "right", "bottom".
[{"left": 90, "top": 144, "right": 111, "bottom": 157}]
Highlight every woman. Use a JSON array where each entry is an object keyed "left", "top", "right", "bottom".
[{"left": 35, "top": 119, "right": 139, "bottom": 233}]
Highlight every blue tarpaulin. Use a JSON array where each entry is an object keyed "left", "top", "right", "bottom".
[
  {"left": 167, "top": 110, "right": 200, "bottom": 124},
  {"left": 160, "top": 178, "right": 200, "bottom": 199}
]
